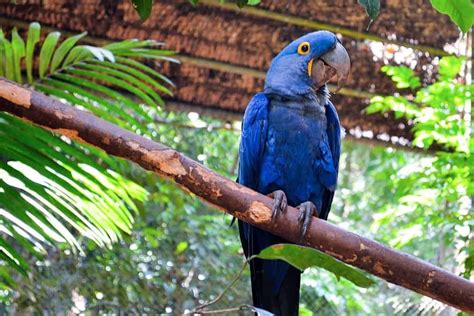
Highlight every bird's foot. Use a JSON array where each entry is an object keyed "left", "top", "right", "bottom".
[
  {"left": 267, "top": 190, "right": 287, "bottom": 221},
  {"left": 297, "top": 201, "right": 319, "bottom": 241}
]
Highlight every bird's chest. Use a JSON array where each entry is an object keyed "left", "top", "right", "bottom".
[
  {"left": 266, "top": 104, "right": 325, "bottom": 161},
  {"left": 258, "top": 104, "right": 327, "bottom": 197}
]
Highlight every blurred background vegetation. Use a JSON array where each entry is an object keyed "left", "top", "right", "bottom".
[{"left": 0, "top": 0, "right": 472, "bottom": 315}]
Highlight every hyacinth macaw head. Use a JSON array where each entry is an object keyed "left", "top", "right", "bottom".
[{"left": 264, "top": 30, "right": 350, "bottom": 98}]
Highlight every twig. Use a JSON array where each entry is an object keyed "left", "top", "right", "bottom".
[
  {"left": 186, "top": 259, "right": 249, "bottom": 314},
  {"left": 192, "top": 305, "right": 242, "bottom": 314},
  {"left": 193, "top": 304, "right": 259, "bottom": 315}
]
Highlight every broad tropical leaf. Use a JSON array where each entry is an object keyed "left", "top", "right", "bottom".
[
  {"left": 431, "top": 0, "right": 474, "bottom": 33},
  {"left": 255, "top": 244, "right": 375, "bottom": 288},
  {"left": 0, "top": 22, "right": 176, "bottom": 274}
]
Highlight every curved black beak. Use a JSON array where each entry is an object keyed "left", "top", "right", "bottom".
[{"left": 311, "top": 42, "right": 351, "bottom": 92}]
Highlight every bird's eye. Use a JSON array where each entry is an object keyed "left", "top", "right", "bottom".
[{"left": 297, "top": 42, "right": 310, "bottom": 55}]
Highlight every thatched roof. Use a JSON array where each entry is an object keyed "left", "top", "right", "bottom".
[{"left": 0, "top": 0, "right": 460, "bottom": 146}]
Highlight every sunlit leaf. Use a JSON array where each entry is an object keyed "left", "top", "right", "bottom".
[
  {"left": 431, "top": 0, "right": 474, "bottom": 33},
  {"left": 175, "top": 241, "right": 188, "bottom": 254},
  {"left": 247, "top": 0, "right": 261, "bottom": 5},
  {"left": 38, "top": 31, "right": 60, "bottom": 78},
  {"left": 49, "top": 32, "right": 87, "bottom": 73},
  {"left": 11, "top": 28, "right": 25, "bottom": 84},
  {"left": 26, "top": 22, "right": 41, "bottom": 84},
  {"left": 438, "top": 56, "right": 464, "bottom": 80},
  {"left": 255, "top": 244, "right": 375, "bottom": 288},
  {"left": 382, "top": 65, "right": 421, "bottom": 89},
  {"left": 0, "top": 35, "right": 14, "bottom": 81},
  {"left": 0, "top": 236, "right": 29, "bottom": 275}
]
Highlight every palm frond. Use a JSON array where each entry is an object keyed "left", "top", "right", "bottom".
[{"left": 0, "top": 22, "right": 175, "bottom": 274}]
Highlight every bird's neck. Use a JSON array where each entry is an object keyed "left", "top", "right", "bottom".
[{"left": 264, "top": 86, "right": 329, "bottom": 114}]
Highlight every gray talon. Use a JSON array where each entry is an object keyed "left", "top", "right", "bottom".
[
  {"left": 268, "top": 190, "right": 287, "bottom": 220},
  {"left": 296, "top": 201, "right": 318, "bottom": 240}
]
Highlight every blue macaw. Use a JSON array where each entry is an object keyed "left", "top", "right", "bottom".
[{"left": 237, "top": 31, "right": 350, "bottom": 315}]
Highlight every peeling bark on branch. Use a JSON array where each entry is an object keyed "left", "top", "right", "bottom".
[{"left": 0, "top": 79, "right": 473, "bottom": 312}]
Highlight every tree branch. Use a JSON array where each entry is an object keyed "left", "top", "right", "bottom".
[{"left": 0, "top": 79, "right": 473, "bottom": 312}]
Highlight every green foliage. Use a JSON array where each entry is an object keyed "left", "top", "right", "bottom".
[
  {"left": 25, "top": 22, "right": 40, "bottom": 83},
  {"left": 438, "top": 56, "right": 464, "bottom": 80},
  {"left": 431, "top": 0, "right": 474, "bottom": 33},
  {"left": 0, "top": 22, "right": 175, "bottom": 275},
  {"left": 380, "top": 65, "right": 421, "bottom": 89},
  {"left": 255, "top": 244, "right": 375, "bottom": 288},
  {"left": 368, "top": 57, "right": 471, "bottom": 152},
  {"left": 367, "top": 56, "right": 473, "bottom": 278}
]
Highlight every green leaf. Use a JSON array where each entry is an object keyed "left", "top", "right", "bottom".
[
  {"left": 0, "top": 35, "right": 15, "bottom": 81},
  {"left": 89, "top": 59, "right": 173, "bottom": 96},
  {"left": 62, "top": 46, "right": 92, "bottom": 66},
  {"left": 77, "top": 62, "right": 165, "bottom": 105},
  {"left": 11, "top": 28, "right": 25, "bottom": 84},
  {"left": 116, "top": 57, "right": 174, "bottom": 87},
  {"left": 104, "top": 38, "right": 163, "bottom": 51},
  {"left": 51, "top": 73, "right": 153, "bottom": 125},
  {"left": 175, "top": 241, "right": 188, "bottom": 254},
  {"left": 39, "top": 31, "right": 60, "bottom": 78},
  {"left": 247, "top": 0, "right": 261, "bottom": 5},
  {"left": 49, "top": 32, "right": 87, "bottom": 73},
  {"left": 431, "top": 0, "right": 474, "bottom": 33},
  {"left": 358, "top": 0, "right": 380, "bottom": 28},
  {"left": 438, "top": 56, "right": 464, "bottom": 80},
  {"left": 382, "top": 65, "right": 421, "bottom": 89},
  {"left": 26, "top": 22, "right": 41, "bottom": 84},
  {"left": 78, "top": 46, "right": 114, "bottom": 62},
  {"left": 131, "top": 0, "right": 153, "bottom": 21},
  {"left": 110, "top": 48, "right": 177, "bottom": 60},
  {"left": 61, "top": 45, "right": 114, "bottom": 68},
  {"left": 255, "top": 244, "right": 375, "bottom": 288},
  {"left": 0, "top": 237, "right": 29, "bottom": 275},
  {"left": 0, "top": 30, "right": 5, "bottom": 77},
  {"left": 235, "top": 0, "right": 261, "bottom": 7},
  {"left": 65, "top": 68, "right": 157, "bottom": 112}
]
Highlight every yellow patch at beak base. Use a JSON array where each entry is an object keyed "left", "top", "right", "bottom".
[{"left": 307, "top": 59, "right": 314, "bottom": 77}]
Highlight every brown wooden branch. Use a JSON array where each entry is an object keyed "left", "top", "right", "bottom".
[{"left": 0, "top": 79, "right": 473, "bottom": 312}]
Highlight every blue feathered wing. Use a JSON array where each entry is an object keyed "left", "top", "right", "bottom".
[{"left": 319, "top": 100, "right": 341, "bottom": 220}]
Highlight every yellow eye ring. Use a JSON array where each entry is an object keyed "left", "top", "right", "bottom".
[{"left": 297, "top": 41, "right": 311, "bottom": 55}]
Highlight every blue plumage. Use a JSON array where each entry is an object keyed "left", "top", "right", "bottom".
[{"left": 237, "top": 30, "right": 349, "bottom": 314}]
